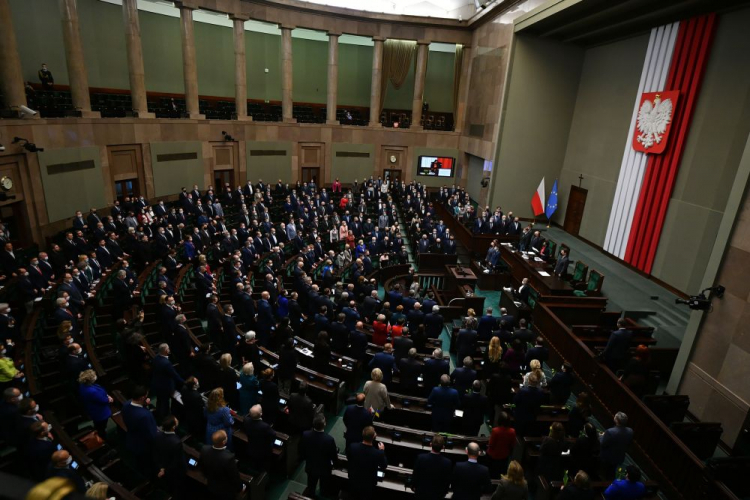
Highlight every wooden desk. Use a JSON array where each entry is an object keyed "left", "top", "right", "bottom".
[
  {"left": 499, "top": 245, "right": 573, "bottom": 296},
  {"left": 446, "top": 264, "right": 477, "bottom": 289},
  {"left": 432, "top": 200, "right": 519, "bottom": 257}
]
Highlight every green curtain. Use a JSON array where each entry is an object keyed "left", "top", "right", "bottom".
[{"left": 379, "top": 39, "right": 417, "bottom": 110}]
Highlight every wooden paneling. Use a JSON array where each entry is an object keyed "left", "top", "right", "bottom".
[
  {"left": 381, "top": 146, "right": 406, "bottom": 180},
  {"left": 210, "top": 142, "right": 239, "bottom": 188},
  {"left": 299, "top": 143, "right": 325, "bottom": 182}
]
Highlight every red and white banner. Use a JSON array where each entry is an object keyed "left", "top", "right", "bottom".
[
  {"left": 633, "top": 90, "right": 680, "bottom": 154},
  {"left": 604, "top": 22, "right": 679, "bottom": 258},
  {"left": 531, "top": 178, "right": 545, "bottom": 216}
]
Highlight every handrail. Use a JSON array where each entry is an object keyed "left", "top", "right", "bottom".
[{"left": 532, "top": 302, "right": 737, "bottom": 500}]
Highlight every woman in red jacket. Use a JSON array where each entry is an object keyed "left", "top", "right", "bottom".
[
  {"left": 372, "top": 314, "right": 390, "bottom": 345},
  {"left": 487, "top": 411, "right": 517, "bottom": 478}
]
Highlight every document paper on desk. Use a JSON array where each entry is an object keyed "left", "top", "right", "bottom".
[{"left": 538, "top": 271, "right": 551, "bottom": 277}]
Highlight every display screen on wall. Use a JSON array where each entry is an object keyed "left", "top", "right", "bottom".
[{"left": 416, "top": 156, "right": 455, "bottom": 177}]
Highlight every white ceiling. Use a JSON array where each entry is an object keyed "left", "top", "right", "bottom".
[
  {"left": 289, "top": 0, "right": 476, "bottom": 20},
  {"left": 99, "top": 0, "right": 460, "bottom": 50}
]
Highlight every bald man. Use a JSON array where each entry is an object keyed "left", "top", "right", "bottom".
[
  {"left": 199, "top": 430, "right": 244, "bottom": 500},
  {"left": 46, "top": 449, "right": 86, "bottom": 492},
  {"left": 450, "top": 442, "right": 492, "bottom": 500}
]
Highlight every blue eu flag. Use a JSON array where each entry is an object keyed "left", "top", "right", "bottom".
[{"left": 546, "top": 179, "right": 558, "bottom": 219}]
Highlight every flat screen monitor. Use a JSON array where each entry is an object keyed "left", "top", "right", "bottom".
[{"left": 416, "top": 156, "right": 455, "bottom": 178}]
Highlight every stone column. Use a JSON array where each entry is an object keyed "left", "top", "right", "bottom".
[
  {"left": 0, "top": 0, "right": 29, "bottom": 114},
  {"left": 326, "top": 32, "right": 340, "bottom": 125},
  {"left": 411, "top": 40, "right": 429, "bottom": 129},
  {"left": 454, "top": 45, "right": 472, "bottom": 134},
  {"left": 176, "top": 1, "right": 204, "bottom": 119},
  {"left": 232, "top": 14, "right": 251, "bottom": 121},
  {"left": 280, "top": 25, "right": 295, "bottom": 123},
  {"left": 368, "top": 36, "right": 385, "bottom": 127},
  {"left": 122, "top": 0, "right": 154, "bottom": 118},
  {"left": 58, "top": 0, "right": 99, "bottom": 117}
]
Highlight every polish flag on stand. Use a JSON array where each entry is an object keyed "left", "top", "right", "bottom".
[{"left": 531, "top": 177, "right": 546, "bottom": 216}]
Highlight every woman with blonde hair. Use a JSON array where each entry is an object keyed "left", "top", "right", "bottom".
[
  {"left": 463, "top": 308, "right": 478, "bottom": 330},
  {"left": 523, "top": 359, "right": 547, "bottom": 387},
  {"left": 558, "top": 470, "right": 594, "bottom": 500},
  {"left": 85, "top": 482, "right": 110, "bottom": 499},
  {"left": 492, "top": 460, "right": 528, "bottom": 499},
  {"left": 483, "top": 336, "right": 505, "bottom": 380},
  {"left": 238, "top": 362, "right": 259, "bottom": 415},
  {"left": 77, "top": 369, "right": 113, "bottom": 440},
  {"left": 364, "top": 368, "right": 393, "bottom": 413},
  {"left": 205, "top": 387, "right": 234, "bottom": 448},
  {"left": 218, "top": 353, "right": 239, "bottom": 408}
]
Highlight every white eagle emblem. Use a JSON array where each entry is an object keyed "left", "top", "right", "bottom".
[{"left": 636, "top": 94, "right": 673, "bottom": 149}]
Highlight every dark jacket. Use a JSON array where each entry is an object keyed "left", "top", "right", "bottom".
[
  {"left": 347, "top": 442, "right": 387, "bottom": 500},
  {"left": 413, "top": 451, "right": 452, "bottom": 500},
  {"left": 451, "top": 460, "right": 492, "bottom": 500},
  {"left": 121, "top": 401, "right": 157, "bottom": 456},
  {"left": 199, "top": 445, "right": 243, "bottom": 500},
  {"left": 153, "top": 431, "right": 187, "bottom": 479},
  {"left": 343, "top": 404, "right": 373, "bottom": 446},
  {"left": 300, "top": 429, "right": 338, "bottom": 475},
  {"left": 244, "top": 417, "right": 276, "bottom": 465}
]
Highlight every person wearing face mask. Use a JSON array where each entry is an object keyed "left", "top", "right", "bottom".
[
  {"left": 16, "top": 267, "right": 39, "bottom": 313},
  {"left": 65, "top": 343, "right": 89, "bottom": 382},
  {"left": 16, "top": 397, "right": 43, "bottom": 447},
  {"left": 152, "top": 344, "right": 184, "bottom": 421},
  {"left": 60, "top": 273, "right": 86, "bottom": 313},
  {"left": 0, "top": 342, "right": 23, "bottom": 392},
  {"left": 0, "top": 387, "right": 22, "bottom": 442},
  {"left": 24, "top": 420, "right": 56, "bottom": 481},
  {"left": 46, "top": 450, "right": 86, "bottom": 493},
  {"left": 0, "top": 303, "right": 17, "bottom": 347},
  {"left": 78, "top": 369, "right": 113, "bottom": 441}
]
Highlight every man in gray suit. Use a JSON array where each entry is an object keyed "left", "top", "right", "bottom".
[{"left": 600, "top": 411, "right": 634, "bottom": 479}]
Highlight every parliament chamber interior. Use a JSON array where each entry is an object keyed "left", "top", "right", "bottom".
[{"left": 1, "top": 0, "right": 750, "bottom": 499}]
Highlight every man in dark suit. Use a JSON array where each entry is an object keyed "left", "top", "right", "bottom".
[
  {"left": 513, "top": 318, "right": 535, "bottom": 345},
  {"left": 343, "top": 393, "right": 373, "bottom": 452},
  {"left": 512, "top": 372, "right": 546, "bottom": 436},
  {"left": 548, "top": 362, "right": 574, "bottom": 405},
  {"left": 525, "top": 337, "right": 550, "bottom": 366},
  {"left": 112, "top": 269, "right": 134, "bottom": 319},
  {"left": 554, "top": 247, "right": 570, "bottom": 278},
  {"left": 288, "top": 382, "right": 315, "bottom": 434},
  {"left": 179, "top": 377, "right": 206, "bottom": 439},
  {"left": 361, "top": 290, "right": 381, "bottom": 322},
  {"left": 329, "top": 314, "right": 349, "bottom": 353},
  {"left": 423, "top": 348, "right": 450, "bottom": 392},
  {"left": 412, "top": 434, "right": 453, "bottom": 500},
  {"left": 450, "top": 443, "right": 493, "bottom": 500},
  {"left": 423, "top": 305, "right": 444, "bottom": 339},
  {"left": 461, "top": 381, "right": 488, "bottom": 436},
  {"left": 199, "top": 430, "right": 245, "bottom": 500},
  {"left": 369, "top": 344, "right": 397, "bottom": 386},
  {"left": 602, "top": 319, "right": 633, "bottom": 372},
  {"left": 451, "top": 357, "right": 477, "bottom": 396},
  {"left": 428, "top": 375, "right": 461, "bottom": 432},
  {"left": 122, "top": 386, "right": 158, "bottom": 474},
  {"left": 45, "top": 450, "right": 86, "bottom": 493},
  {"left": 600, "top": 412, "right": 634, "bottom": 479},
  {"left": 348, "top": 323, "right": 368, "bottom": 362},
  {"left": 347, "top": 426, "right": 387, "bottom": 500},
  {"left": 256, "top": 291, "right": 275, "bottom": 346},
  {"left": 300, "top": 413, "right": 339, "bottom": 498},
  {"left": 244, "top": 404, "right": 276, "bottom": 472},
  {"left": 393, "top": 330, "right": 413, "bottom": 363},
  {"left": 456, "top": 326, "right": 478, "bottom": 363},
  {"left": 153, "top": 415, "right": 187, "bottom": 498},
  {"left": 498, "top": 307, "right": 514, "bottom": 330},
  {"left": 151, "top": 344, "right": 184, "bottom": 421},
  {"left": 397, "top": 348, "right": 422, "bottom": 395},
  {"left": 477, "top": 308, "right": 497, "bottom": 342},
  {"left": 24, "top": 421, "right": 57, "bottom": 481}
]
